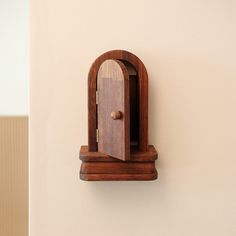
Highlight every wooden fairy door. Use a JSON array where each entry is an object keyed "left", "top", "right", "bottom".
[{"left": 97, "top": 59, "right": 130, "bottom": 161}]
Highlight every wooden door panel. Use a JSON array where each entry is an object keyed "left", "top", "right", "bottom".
[{"left": 97, "top": 59, "right": 130, "bottom": 161}]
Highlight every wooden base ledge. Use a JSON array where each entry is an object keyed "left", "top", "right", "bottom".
[{"left": 79, "top": 145, "right": 158, "bottom": 181}]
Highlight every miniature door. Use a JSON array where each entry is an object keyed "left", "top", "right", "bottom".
[
  {"left": 80, "top": 50, "right": 158, "bottom": 181},
  {"left": 97, "top": 59, "right": 130, "bottom": 161}
]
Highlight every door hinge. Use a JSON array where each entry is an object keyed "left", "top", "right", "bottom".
[
  {"left": 96, "top": 90, "right": 98, "bottom": 104},
  {"left": 96, "top": 129, "right": 99, "bottom": 142}
]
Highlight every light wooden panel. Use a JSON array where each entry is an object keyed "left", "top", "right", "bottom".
[{"left": 0, "top": 116, "right": 28, "bottom": 236}]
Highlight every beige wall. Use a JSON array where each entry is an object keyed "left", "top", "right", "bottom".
[
  {"left": 30, "top": 0, "right": 236, "bottom": 235},
  {"left": 0, "top": 117, "right": 28, "bottom": 236}
]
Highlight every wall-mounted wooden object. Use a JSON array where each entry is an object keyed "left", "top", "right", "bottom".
[{"left": 79, "top": 50, "right": 158, "bottom": 181}]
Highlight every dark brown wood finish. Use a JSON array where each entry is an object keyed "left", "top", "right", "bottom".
[
  {"left": 97, "top": 60, "right": 130, "bottom": 161},
  {"left": 81, "top": 50, "right": 157, "bottom": 181},
  {"left": 80, "top": 145, "right": 158, "bottom": 162},
  {"left": 79, "top": 145, "right": 157, "bottom": 181},
  {"left": 88, "top": 50, "right": 148, "bottom": 152},
  {"left": 81, "top": 162, "right": 156, "bottom": 174},
  {"left": 80, "top": 173, "right": 157, "bottom": 181}
]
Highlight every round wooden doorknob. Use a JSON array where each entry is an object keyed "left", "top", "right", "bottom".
[{"left": 111, "top": 111, "right": 122, "bottom": 120}]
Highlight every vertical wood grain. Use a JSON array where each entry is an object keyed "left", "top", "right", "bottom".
[
  {"left": 97, "top": 59, "right": 130, "bottom": 161},
  {"left": 0, "top": 116, "right": 28, "bottom": 236}
]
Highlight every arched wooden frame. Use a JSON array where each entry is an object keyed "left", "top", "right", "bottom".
[{"left": 88, "top": 50, "right": 148, "bottom": 152}]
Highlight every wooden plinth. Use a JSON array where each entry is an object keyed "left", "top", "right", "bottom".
[{"left": 79, "top": 145, "right": 158, "bottom": 181}]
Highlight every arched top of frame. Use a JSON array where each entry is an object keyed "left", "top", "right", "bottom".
[{"left": 88, "top": 50, "right": 148, "bottom": 87}]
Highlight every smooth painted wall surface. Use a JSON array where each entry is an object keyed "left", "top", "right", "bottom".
[
  {"left": 30, "top": 1, "right": 236, "bottom": 236},
  {"left": 0, "top": 0, "right": 28, "bottom": 115}
]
